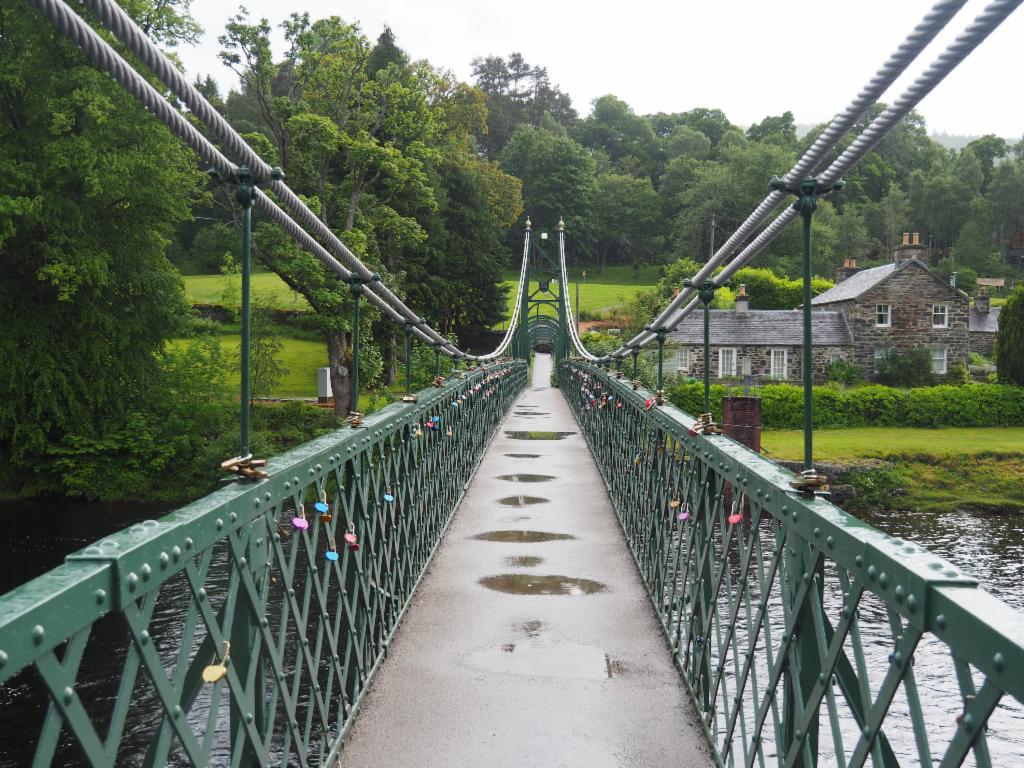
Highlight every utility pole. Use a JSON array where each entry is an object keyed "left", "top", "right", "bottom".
[
  {"left": 576, "top": 270, "right": 585, "bottom": 332},
  {"left": 709, "top": 212, "right": 716, "bottom": 262}
]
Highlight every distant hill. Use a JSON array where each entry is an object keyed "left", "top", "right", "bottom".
[{"left": 796, "top": 123, "right": 1011, "bottom": 153}]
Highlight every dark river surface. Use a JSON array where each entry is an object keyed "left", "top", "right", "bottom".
[{"left": 1, "top": 498, "right": 1022, "bottom": 766}]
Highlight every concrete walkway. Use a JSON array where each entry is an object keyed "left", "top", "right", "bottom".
[{"left": 340, "top": 354, "right": 709, "bottom": 767}]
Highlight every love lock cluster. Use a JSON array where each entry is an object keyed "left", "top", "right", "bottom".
[
  {"left": 789, "top": 468, "right": 829, "bottom": 496},
  {"left": 687, "top": 413, "right": 721, "bottom": 436},
  {"left": 220, "top": 453, "right": 268, "bottom": 480}
]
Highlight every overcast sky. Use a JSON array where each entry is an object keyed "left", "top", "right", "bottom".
[{"left": 177, "top": 0, "right": 1024, "bottom": 139}]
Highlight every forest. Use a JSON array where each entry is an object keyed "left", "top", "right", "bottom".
[{"left": 2, "top": 0, "right": 1022, "bottom": 500}]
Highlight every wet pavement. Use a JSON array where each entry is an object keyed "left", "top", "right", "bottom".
[{"left": 339, "top": 353, "right": 710, "bottom": 767}]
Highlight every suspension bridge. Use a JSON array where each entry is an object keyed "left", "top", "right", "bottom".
[{"left": 3, "top": 0, "right": 1024, "bottom": 766}]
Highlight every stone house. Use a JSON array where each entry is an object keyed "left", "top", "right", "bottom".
[
  {"left": 810, "top": 256, "right": 970, "bottom": 377},
  {"left": 666, "top": 286, "right": 853, "bottom": 384},
  {"left": 968, "top": 287, "right": 1001, "bottom": 358}
]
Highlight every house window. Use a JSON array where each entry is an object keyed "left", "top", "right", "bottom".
[
  {"left": 932, "top": 304, "right": 949, "bottom": 328},
  {"left": 875, "top": 304, "right": 891, "bottom": 327},
  {"left": 873, "top": 347, "right": 890, "bottom": 373},
  {"left": 829, "top": 352, "right": 843, "bottom": 364},
  {"left": 931, "top": 347, "right": 948, "bottom": 375},
  {"left": 676, "top": 348, "right": 690, "bottom": 374},
  {"left": 770, "top": 349, "right": 788, "bottom": 380},
  {"left": 718, "top": 348, "right": 736, "bottom": 378}
]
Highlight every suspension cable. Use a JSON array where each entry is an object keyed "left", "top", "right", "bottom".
[
  {"left": 597, "top": 0, "right": 974, "bottom": 361},
  {"left": 651, "top": 0, "right": 1023, "bottom": 338},
  {"left": 29, "top": 0, "right": 529, "bottom": 362}
]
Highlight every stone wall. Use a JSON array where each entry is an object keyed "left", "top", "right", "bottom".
[
  {"left": 669, "top": 344, "right": 850, "bottom": 384},
  {"left": 818, "top": 263, "right": 970, "bottom": 379},
  {"left": 970, "top": 330, "right": 996, "bottom": 358}
]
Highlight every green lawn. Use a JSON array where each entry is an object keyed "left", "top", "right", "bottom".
[
  {"left": 498, "top": 265, "right": 659, "bottom": 324},
  {"left": 762, "top": 426, "right": 1024, "bottom": 461},
  {"left": 183, "top": 272, "right": 311, "bottom": 310},
  {"left": 168, "top": 334, "right": 326, "bottom": 398}
]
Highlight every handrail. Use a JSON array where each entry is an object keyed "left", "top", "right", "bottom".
[
  {"left": 560, "top": 359, "right": 1024, "bottom": 767},
  {"left": 0, "top": 360, "right": 527, "bottom": 766}
]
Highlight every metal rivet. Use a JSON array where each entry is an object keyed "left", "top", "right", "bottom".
[
  {"left": 230, "top": 512, "right": 238, "bottom": 523},
  {"left": 826, "top": 536, "right": 834, "bottom": 549},
  {"left": 140, "top": 564, "right": 152, "bottom": 580},
  {"left": 261, "top": 618, "right": 269, "bottom": 627},
  {"left": 95, "top": 589, "right": 106, "bottom": 604},
  {"left": 284, "top": 482, "right": 291, "bottom": 490},
  {"left": 246, "top": 713, "right": 254, "bottom": 724},
  {"left": 813, "top": 527, "right": 821, "bottom": 538},
  {"left": 994, "top": 652, "right": 1005, "bottom": 672},
  {"left": 32, "top": 625, "right": 45, "bottom": 645},
  {"left": 185, "top": 537, "right": 194, "bottom": 550},
  {"left": 63, "top": 687, "right": 74, "bottom": 705},
  {"left": 936, "top": 614, "right": 947, "bottom": 630},
  {"left": 265, "top": 492, "right": 271, "bottom": 500},
  {"left": 198, "top": 588, "right": 207, "bottom": 601},
  {"left": 173, "top": 705, "right": 183, "bottom": 720},
  {"left": 126, "top": 573, "right": 139, "bottom": 591},
  {"left": 866, "top": 565, "right": 877, "bottom": 580},
  {"left": 894, "top": 585, "right": 904, "bottom": 603},
  {"left": 140, "top": 630, "right": 150, "bottom": 646},
  {"left": 216, "top": 518, "right": 224, "bottom": 530},
  {"left": 159, "top": 552, "right": 170, "bottom": 568},
  {"left": 878, "top": 573, "right": 888, "bottom": 589},
  {"left": 239, "top": 557, "right": 247, "bottom": 567},
  {"left": 906, "top": 594, "right": 917, "bottom": 612}
]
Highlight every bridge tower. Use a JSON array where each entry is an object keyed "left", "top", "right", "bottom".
[{"left": 516, "top": 217, "right": 570, "bottom": 360}]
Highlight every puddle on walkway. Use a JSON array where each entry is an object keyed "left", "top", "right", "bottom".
[
  {"left": 497, "top": 495, "right": 549, "bottom": 506},
  {"left": 466, "top": 640, "right": 626, "bottom": 680},
  {"left": 479, "top": 574, "right": 607, "bottom": 595},
  {"left": 514, "top": 619, "right": 545, "bottom": 637},
  {"left": 499, "top": 515, "right": 532, "bottom": 523},
  {"left": 504, "top": 453, "right": 541, "bottom": 459},
  {"left": 505, "top": 431, "right": 575, "bottom": 440},
  {"left": 497, "top": 474, "right": 555, "bottom": 483},
  {"left": 473, "top": 530, "right": 573, "bottom": 543},
  {"left": 505, "top": 555, "right": 544, "bottom": 567}
]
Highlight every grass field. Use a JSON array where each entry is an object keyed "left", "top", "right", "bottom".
[
  {"left": 168, "top": 334, "right": 326, "bottom": 398},
  {"left": 763, "top": 426, "right": 1024, "bottom": 513},
  {"left": 183, "top": 272, "right": 311, "bottom": 310},
  {"left": 498, "top": 264, "right": 659, "bottom": 324},
  {"left": 761, "top": 426, "right": 1024, "bottom": 460},
  {"left": 184, "top": 266, "right": 659, "bottom": 327}
]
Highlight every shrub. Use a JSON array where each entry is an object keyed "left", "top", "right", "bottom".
[
  {"left": 997, "top": 286, "right": 1024, "bottom": 385},
  {"left": 666, "top": 381, "right": 1024, "bottom": 428},
  {"left": 875, "top": 347, "right": 936, "bottom": 388},
  {"left": 826, "top": 358, "right": 861, "bottom": 386}
]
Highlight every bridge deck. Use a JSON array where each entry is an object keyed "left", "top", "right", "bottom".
[{"left": 341, "top": 354, "right": 709, "bottom": 767}]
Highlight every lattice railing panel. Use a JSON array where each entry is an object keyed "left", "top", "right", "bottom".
[
  {"left": 560, "top": 360, "right": 1024, "bottom": 768},
  {"left": 0, "top": 362, "right": 526, "bottom": 767}
]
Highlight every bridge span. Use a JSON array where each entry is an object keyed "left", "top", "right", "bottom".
[{"left": 341, "top": 353, "right": 709, "bottom": 766}]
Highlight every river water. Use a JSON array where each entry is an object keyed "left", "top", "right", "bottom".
[{"left": 0, "top": 498, "right": 1022, "bottom": 765}]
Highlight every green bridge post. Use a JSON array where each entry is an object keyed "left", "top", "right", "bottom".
[{"left": 234, "top": 166, "right": 256, "bottom": 457}]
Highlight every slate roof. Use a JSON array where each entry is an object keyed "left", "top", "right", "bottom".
[
  {"left": 969, "top": 306, "right": 1000, "bottom": 334},
  {"left": 668, "top": 310, "right": 852, "bottom": 346},
  {"left": 810, "top": 262, "right": 897, "bottom": 305}
]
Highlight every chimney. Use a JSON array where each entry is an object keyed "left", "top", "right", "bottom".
[
  {"left": 836, "top": 257, "right": 859, "bottom": 283},
  {"left": 976, "top": 285, "right": 990, "bottom": 313},
  {"left": 912, "top": 232, "right": 920, "bottom": 246},
  {"left": 902, "top": 232, "right": 910, "bottom": 246},
  {"left": 735, "top": 284, "right": 749, "bottom": 313}
]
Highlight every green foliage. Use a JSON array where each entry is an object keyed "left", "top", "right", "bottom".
[
  {"left": 730, "top": 267, "right": 833, "bottom": 309},
  {"left": 997, "top": 286, "right": 1024, "bottom": 385},
  {"left": 827, "top": 359, "right": 862, "bottom": 386},
  {"left": 875, "top": 347, "right": 936, "bottom": 388},
  {"left": 847, "top": 466, "right": 904, "bottom": 510},
  {"left": 0, "top": 0, "right": 205, "bottom": 495},
  {"left": 668, "top": 381, "right": 1024, "bottom": 429}
]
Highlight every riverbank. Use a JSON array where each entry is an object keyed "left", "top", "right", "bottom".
[{"left": 763, "top": 427, "right": 1024, "bottom": 514}]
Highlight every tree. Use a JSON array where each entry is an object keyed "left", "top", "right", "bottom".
[
  {"left": 591, "top": 173, "right": 662, "bottom": 269},
  {"left": 746, "top": 111, "right": 798, "bottom": 149},
  {"left": 664, "top": 125, "right": 711, "bottom": 161},
  {"left": 0, "top": 0, "right": 205, "bottom": 493},
  {"left": 500, "top": 125, "right": 596, "bottom": 241},
  {"left": 996, "top": 286, "right": 1024, "bottom": 385},
  {"left": 575, "top": 95, "right": 657, "bottom": 175}
]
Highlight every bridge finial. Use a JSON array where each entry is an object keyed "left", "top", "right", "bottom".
[
  {"left": 558, "top": 217, "right": 565, "bottom": 231},
  {"left": 525, "top": 216, "right": 532, "bottom": 231}
]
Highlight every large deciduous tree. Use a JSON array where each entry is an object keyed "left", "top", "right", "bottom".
[{"left": 0, "top": 0, "right": 205, "bottom": 493}]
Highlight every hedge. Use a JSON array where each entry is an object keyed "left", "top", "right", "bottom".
[{"left": 667, "top": 382, "right": 1024, "bottom": 429}]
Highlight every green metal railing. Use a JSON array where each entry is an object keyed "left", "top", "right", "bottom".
[
  {"left": 0, "top": 361, "right": 526, "bottom": 767},
  {"left": 560, "top": 359, "right": 1024, "bottom": 768}
]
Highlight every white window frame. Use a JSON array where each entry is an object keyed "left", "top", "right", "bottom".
[
  {"left": 676, "top": 347, "right": 690, "bottom": 374},
  {"left": 931, "top": 347, "right": 948, "bottom": 375},
  {"left": 718, "top": 347, "right": 736, "bottom": 379},
  {"left": 873, "top": 347, "right": 890, "bottom": 373},
  {"left": 875, "top": 304, "right": 891, "bottom": 328},
  {"left": 932, "top": 304, "right": 949, "bottom": 328},
  {"left": 770, "top": 349, "right": 788, "bottom": 380},
  {"left": 829, "top": 352, "right": 843, "bottom": 365}
]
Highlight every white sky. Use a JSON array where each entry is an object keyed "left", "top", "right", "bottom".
[{"left": 177, "top": 0, "right": 1024, "bottom": 139}]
